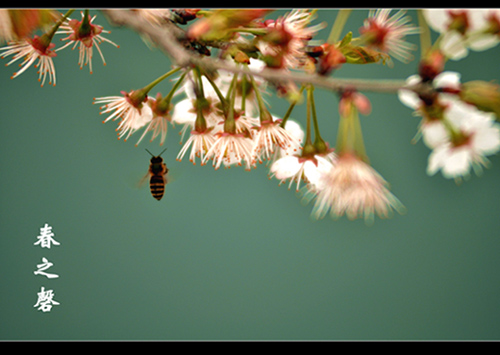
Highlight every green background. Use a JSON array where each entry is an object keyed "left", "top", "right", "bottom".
[{"left": 1, "top": 9, "right": 500, "bottom": 341}]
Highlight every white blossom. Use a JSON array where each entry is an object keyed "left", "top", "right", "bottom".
[
  {"left": 270, "top": 152, "right": 336, "bottom": 191},
  {"left": 398, "top": 71, "right": 462, "bottom": 148},
  {"left": 427, "top": 99, "right": 500, "bottom": 180},
  {"left": 94, "top": 93, "right": 153, "bottom": 141},
  {"left": 423, "top": 9, "right": 500, "bottom": 60}
]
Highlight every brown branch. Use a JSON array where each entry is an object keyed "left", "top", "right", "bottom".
[{"left": 101, "top": 9, "right": 420, "bottom": 95}]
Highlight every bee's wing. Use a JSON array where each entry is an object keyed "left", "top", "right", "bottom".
[
  {"left": 164, "top": 164, "right": 170, "bottom": 182},
  {"left": 163, "top": 162, "right": 184, "bottom": 186},
  {"left": 137, "top": 171, "right": 151, "bottom": 189}
]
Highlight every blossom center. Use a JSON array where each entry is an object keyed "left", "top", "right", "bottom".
[
  {"left": 28, "top": 35, "right": 56, "bottom": 56},
  {"left": 361, "top": 19, "right": 390, "bottom": 47},
  {"left": 446, "top": 10, "right": 470, "bottom": 35},
  {"left": 451, "top": 130, "right": 472, "bottom": 148}
]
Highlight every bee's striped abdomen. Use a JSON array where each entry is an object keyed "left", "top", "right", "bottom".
[
  {"left": 150, "top": 175, "right": 166, "bottom": 200},
  {"left": 145, "top": 149, "right": 168, "bottom": 201}
]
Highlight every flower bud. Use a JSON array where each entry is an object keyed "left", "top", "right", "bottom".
[
  {"left": 233, "top": 50, "right": 250, "bottom": 64},
  {"left": 418, "top": 50, "right": 445, "bottom": 82},
  {"left": 317, "top": 43, "right": 346, "bottom": 75},
  {"left": 459, "top": 80, "right": 500, "bottom": 118},
  {"left": 339, "top": 89, "right": 371, "bottom": 117}
]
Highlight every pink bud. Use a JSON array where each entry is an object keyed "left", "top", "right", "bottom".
[
  {"left": 353, "top": 93, "right": 371, "bottom": 115},
  {"left": 339, "top": 90, "right": 371, "bottom": 116}
]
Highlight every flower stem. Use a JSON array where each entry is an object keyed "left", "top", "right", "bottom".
[
  {"left": 44, "top": 9, "right": 75, "bottom": 42},
  {"left": 280, "top": 85, "right": 305, "bottom": 128},
  {"left": 157, "top": 69, "right": 189, "bottom": 112},
  {"left": 224, "top": 72, "right": 239, "bottom": 134},
  {"left": 191, "top": 69, "right": 209, "bottom": 132},
  {"left": 327, "top": 9, "right": 352, "bottom": 43},
  {"left": 249, "top": 72, "right": 273, "bottom": 123},
  {"left": 351, "top": 107, "right": 368, "bottom": 162},
  {"left": 417, "top": 9, "right": 432, "bottom": 58},
  {"left": 241, "top": 73, "right": 247, "bottom": 113},
  {"left": 336, "top": 103, "right": 368, "bottom": 161},
  {"left": 193, "top": 66, "right": 205, "bottom": 98},
  {"left": 227, "top": 27, "right": 268, "bottom": 36},
  {"left": 195, "top": 95, "right": 208, "bottom": 133},
  {"left": 203, "top": 71, "right": 229, "bottom": 114},
  {"left": 302, "top": 85, "right": 315, "bottom": 156},
  {"left": 309, "top": 86, "right": 328, "bottom": 153},
  {"left": 142, "top": 66, "right": 182, "bottom": 94},
  {"left": 78, "top": 9, "right": 92, "bottom": 37}
]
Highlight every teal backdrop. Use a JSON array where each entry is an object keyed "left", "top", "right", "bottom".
[{"left": 1, "top": 9, "right": 500, "bottom": 340}]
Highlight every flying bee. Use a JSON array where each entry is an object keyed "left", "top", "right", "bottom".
[{"left": 142, "top": 148, "right": 169, "bottom": 201}]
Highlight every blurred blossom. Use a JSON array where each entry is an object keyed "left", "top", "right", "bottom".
[
  {"left": 0, "top": 10, "right": 15, "bottom": 43},
  {"left": 423, "top": 9, "right": 500, "bottom": 60},
  {"left": 427, "top": 99, "right": 500, "bottom": 180},
  {"left": 0, "top": 9, "right": 59, "bottom": 42},
  {"left": 359, "top": 9, "right": 420, "bottom": 64},
  {"left": 307, "top": 152, "right": 405, "bottom": 224},
  {"left": 398, "top": 71, "right": 462, "bottom": 148}
]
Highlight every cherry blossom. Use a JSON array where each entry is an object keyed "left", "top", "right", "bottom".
[
  {"left": 398, "top": 71, "right": 462, "bottom": 148},
  {"left": 270, "top": 151, "right": 336, "bottom": 191},
  {"left": 426, "top": 99, "right": 500, "bottom": 180},
  {"left": 258, "top": 9, "right": 324, "bottom": 69},
  {"left": 308, "top": 152, "right": 405, "bottom": 223},
  {"left": 0, "top": 35, "right": 57, "bottom": 86},
  {"left": 57, "top": 11, "right": 119, "bottom": 73},
  {"left": 203, "top": 132, "right": 255, "bottom": 170},
  {"left": 251, "top": 116, "right": 303, "bottom": 164},
  {"left": 94, "top": 90, "right": 153, "bottom": 141},
  {"left": 359, "top": 9, "right": 420, "bottom": 64},
  {"left": 423, "top": 9, "right": 500, "bottom": 60}
]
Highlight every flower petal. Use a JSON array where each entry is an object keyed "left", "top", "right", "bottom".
[
  {"left": 270, "top": 155, "right": 302, "bottom": 180},
  {"left": 421, "top": 120, "right": 449, "bottom": 148},
  {"left": 398, "top": 75, "right": 421, "bottom": 109},
  {"left": 442, "top": 147, "right": 471, "bottom": 178},
  {"left": 472, "top": 124, "right": 500, "bottom": 155},
  {"left": 434, "top": 71, "right": 461, "bottom": 90}
]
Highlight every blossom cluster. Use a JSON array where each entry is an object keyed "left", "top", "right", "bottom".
[
  {"left": 398, "top": 9, "right": 500, "bottom": 182},
  {"left": 2, "top": 8, "right": 500, "bottom": 224},
  {"left": 422, "top": 8, "right": 500, "bottom": 61},
  {"left": 95, "top": 59, "right": 304, "bottom": 170},
  {"left": 399, "top": 71, "right": 500, "bottom": 182},
  {"left": 0, "top": 10, "right": 118, "bottom": 86}
]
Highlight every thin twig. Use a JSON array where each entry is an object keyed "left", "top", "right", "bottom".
[{"left": 101, "top": 9, "right": 421, "bottom": 96}]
